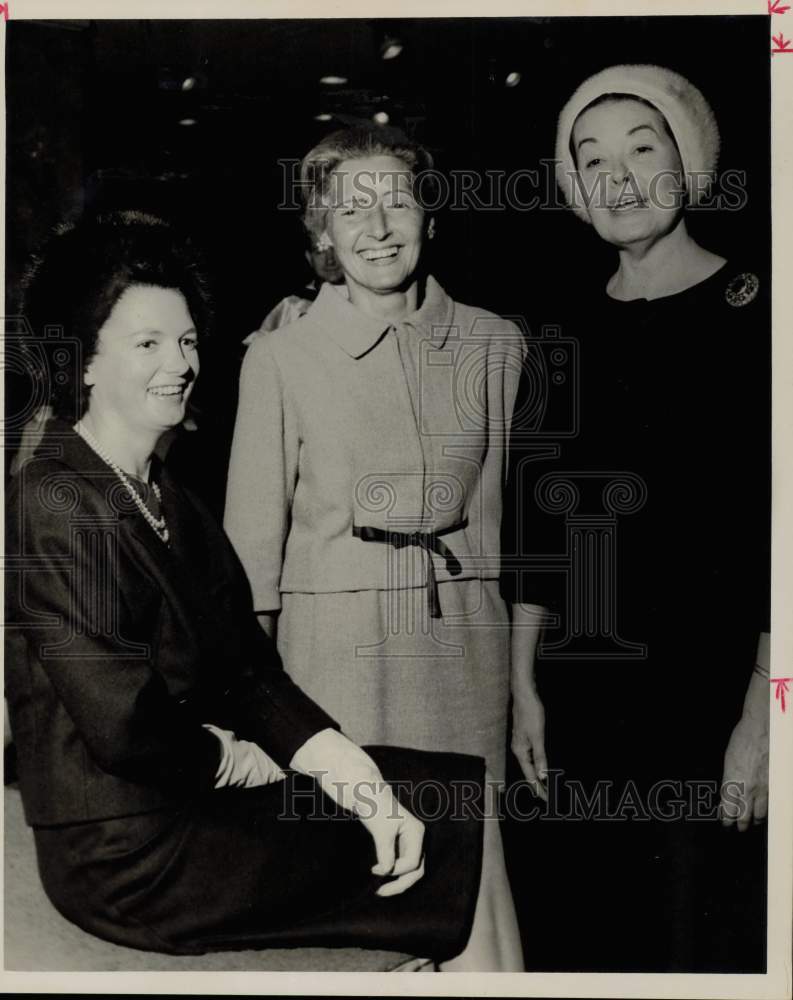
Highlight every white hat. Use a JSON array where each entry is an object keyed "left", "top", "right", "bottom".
[{"left": 555, "top": 64, "right": 720, "bottom": 223}]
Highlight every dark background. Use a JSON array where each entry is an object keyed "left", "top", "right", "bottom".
[
  {"left": 6, "top": 17, "right": 770, "bottom": 332},
  {"left": 5, "top": 15, "right": 770, "bottom": 973}
]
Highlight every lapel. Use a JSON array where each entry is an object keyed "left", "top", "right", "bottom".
[
  {"left": 35, "top": 421, "right": 224, "bottom": 698},
  {"left": 38, "top": 421, "right": 197, "bottom": 597},
  {"left": 120, "top": 459, "right": 212, "bottom": 607}
]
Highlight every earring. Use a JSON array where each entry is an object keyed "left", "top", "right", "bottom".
[
  {"left": 314, "top": 232, "right": 333, "bottom": 252},
  {"left": 427, "top": 217, "right": 436, "bottom": 240}
]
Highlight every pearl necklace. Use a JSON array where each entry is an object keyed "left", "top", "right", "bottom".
[{"left": 75, "top": 421, "right": 170, "bottom": 545}]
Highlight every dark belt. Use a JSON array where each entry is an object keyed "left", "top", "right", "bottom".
[{"left": 352, "top": 518, "right": 468, "bottom": 619}]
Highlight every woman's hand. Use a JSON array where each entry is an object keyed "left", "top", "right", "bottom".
[
  {"left": 203, "top": 725, "right": 286, "bottom": 788},
  {"left": 511, "top": 684, "right": 548, "bottom": 800},
  {"left": 356, "top": 786, "right": 426, "bottom": 897},
  {"left": 510, "top": 603, "right": 549, "bottom": 799},
  {"left": 720, "top": 714, "right": 769, "bottom": 831},
  {"left": 290, "top": 729, "right": 425, "bottom": 896},
  {"left": 720, "top": 636, "right": 771, "bottom": 832}
]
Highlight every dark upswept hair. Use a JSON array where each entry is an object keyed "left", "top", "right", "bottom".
[
  {"left": 21, "top": 210, "right": 213, "bottom": 421},
  {"left": 299, "top": 124, "right": 436, "bottom": 240}
]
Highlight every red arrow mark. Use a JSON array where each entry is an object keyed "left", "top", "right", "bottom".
[
  {"left": 772, "top": 32, "right": 793, "bottom": 52},
  {"left": 771, "top": 678, "right": 792, "bottom": 712},
  {"left": 769, "top": 0, "right": 791, "bottom": 13}
]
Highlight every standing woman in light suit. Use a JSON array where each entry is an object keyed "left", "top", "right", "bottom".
[
  {"left": 225, "top": 125, "right": 534, "bottom": 792},
  {"left": 225, "top": 127, "right": 528, "bottom": 967}
]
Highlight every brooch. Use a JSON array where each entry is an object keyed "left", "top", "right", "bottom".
[{"left": 725, "top": 272, "right": 760, "bottom": 308}]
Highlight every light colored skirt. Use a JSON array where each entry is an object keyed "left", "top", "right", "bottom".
[{"left": 278, "top": 578, "right": 511, "bottom": 782}]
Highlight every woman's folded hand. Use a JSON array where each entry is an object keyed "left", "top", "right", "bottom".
[{"left": 290, "top": 729, "right": 425, "bottom": 896}]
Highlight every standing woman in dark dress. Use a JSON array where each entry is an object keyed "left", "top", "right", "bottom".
[
  {"left": 5, "top": 210, "right": 521, "bottom": 970},
  {"left": 502, "top": 65, "right": 770, "bottom": 968}
]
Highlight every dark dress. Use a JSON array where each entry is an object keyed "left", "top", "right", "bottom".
[
  {"left": 501, "top": 260, "right": 769, "bottom": 971},
  {"left": 5, "top": 421, "right": 484, "bottom": 960}
]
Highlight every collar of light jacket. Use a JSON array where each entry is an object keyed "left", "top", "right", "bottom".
[{"left": 307, "top": 273, "right": 456, "bottom": 359}]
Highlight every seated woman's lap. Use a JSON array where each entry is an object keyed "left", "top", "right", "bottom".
[{"left": 34, "top": 746, "right": 485, "bottom": 959}]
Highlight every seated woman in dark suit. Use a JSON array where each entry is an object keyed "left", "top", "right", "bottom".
[{"left": 5, "top": 211, "right": 522, "bottom": 970}]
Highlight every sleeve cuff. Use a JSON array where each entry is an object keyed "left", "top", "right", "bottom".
[
  {"left": 202, "top": 724, "right": 235, "bottom": 786},
  {"left": 170, "top": 723, "right": 224, "bottom": 791},
  {"left": 253, "top": 589, "right": 282, "bottom": 613},
  {"left": 232, "top": 677, "right": 341, "bottom": 769},
  {"left": 500, "top": 571, "right": 558, "bottom": 614}
]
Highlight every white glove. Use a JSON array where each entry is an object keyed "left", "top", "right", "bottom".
[
  {"left": 203, "top": 724, "right": 286, "bottom": 788},
  {"left": 290, "top": 728, "right": 426, "bottom": 896}
]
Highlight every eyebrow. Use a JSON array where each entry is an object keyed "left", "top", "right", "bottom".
[
  {"left": 125, "top": 327, "right": 198, "bottom": 337},
  {"left": 336, "top": 194, "right": 376, "bottom": 209},
  {"left": 627, "top": 124, "right": 660, "bottom": 138},
  {"left": 337, "top": 187, "right": 414, "bottom": 208},
  {"left": 576, "top": 123, "right": 660, "bottom": 150}
]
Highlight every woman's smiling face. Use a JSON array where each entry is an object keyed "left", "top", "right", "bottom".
[
  {"left": 83, "top": 284, "right": 199, "bottom": 437},
  {"left": 571, "top": 98, "right": 684, "bottom": 248},
  {"left": 323, "top": 154, "right": 425, "bottom": 301}
]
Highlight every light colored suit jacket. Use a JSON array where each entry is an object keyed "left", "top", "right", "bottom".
[{"left": 225, "top": 276, "right": 526, "bottom": 612}]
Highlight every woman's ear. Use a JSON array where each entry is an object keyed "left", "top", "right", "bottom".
[
  {"left": 427, "top": 217, "right": 436, "bottom": 240},
  {"left": 83, "top": 359, "right": 96, "bottom": 388}
]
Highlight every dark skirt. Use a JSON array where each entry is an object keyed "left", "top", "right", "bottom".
[{"left": 32, "top": 746, "right": 485, "bottom": 961}]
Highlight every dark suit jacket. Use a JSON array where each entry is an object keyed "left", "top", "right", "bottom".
[{"left": 5, "top": 420, "right": 337, "bottom": 827}]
